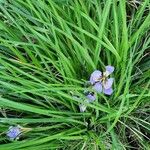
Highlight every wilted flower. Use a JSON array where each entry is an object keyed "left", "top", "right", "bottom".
[
  {"left": 7, "top": 125, "right": 22, "bottom": 140},
  {"left": 79, "top": 93, "right": 96, "bottom": 112},
  {"left": 79, "top": 104, "right": 87, "bottom": 112},
  {"left": 90, "top": 66, "right": 114, "bottom": 95}
]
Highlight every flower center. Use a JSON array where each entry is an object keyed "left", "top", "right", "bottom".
[{"left": 94, "top": 75, "right": 107, "bottom": 85}]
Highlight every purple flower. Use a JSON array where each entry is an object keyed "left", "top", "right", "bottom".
[
  {"left": 86, "top": 93, "right": 96, "bottom": 103},
  {"left": 7, "top": 126, "right": 22, "bottom": 140},
  {"left": 79, "top": 93, "right": 96, "bottom": 112},
  {"left": 90, "top": 66, "right": 114, "bottom": 95}
]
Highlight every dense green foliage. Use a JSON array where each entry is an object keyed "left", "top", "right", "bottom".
[{"left": 0, "top": 0, "right": 150, "bottom": 149}]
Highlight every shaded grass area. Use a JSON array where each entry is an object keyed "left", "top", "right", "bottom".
[{"left": 0, "top": 0, "right": 150, "bottom": 149}]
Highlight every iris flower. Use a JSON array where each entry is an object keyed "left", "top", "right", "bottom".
[
  {"left": 79, "top": 65, "right": 114, "bottom": 112},
  {"left": 7, "top": 125, "right": 22, "bottom": 140},
  {"left": 90, "top": 66, "right": 114, "bottom": 95}
]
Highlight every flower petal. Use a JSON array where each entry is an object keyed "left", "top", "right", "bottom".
[
  {"left": 90, "top": 70, "right": 102, "bottom": 84},
  {"left": 104, "top": 66, "right": 114, "bottom": 76},
  {"left": 106, "top": 66, "right": 114, "bottom": 74},
  {"left": 79, "top": 104, "right": 87, "bottom": 112},
  {"left": 103, "top": 78, "right": 114, "bottom": 89},
  {"left": 103, "top": 88, "right": 113, "bottom": 95},
  {"left": 86, "top": 93, "right": 96, "bottom": 103},
  {"left": 93, "top": 82, "right": 102, "bottom": 93}
]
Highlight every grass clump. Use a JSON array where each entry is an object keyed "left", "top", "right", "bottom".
[{"left": 0, "top": 0, "right": 150, "bottom": 149}]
